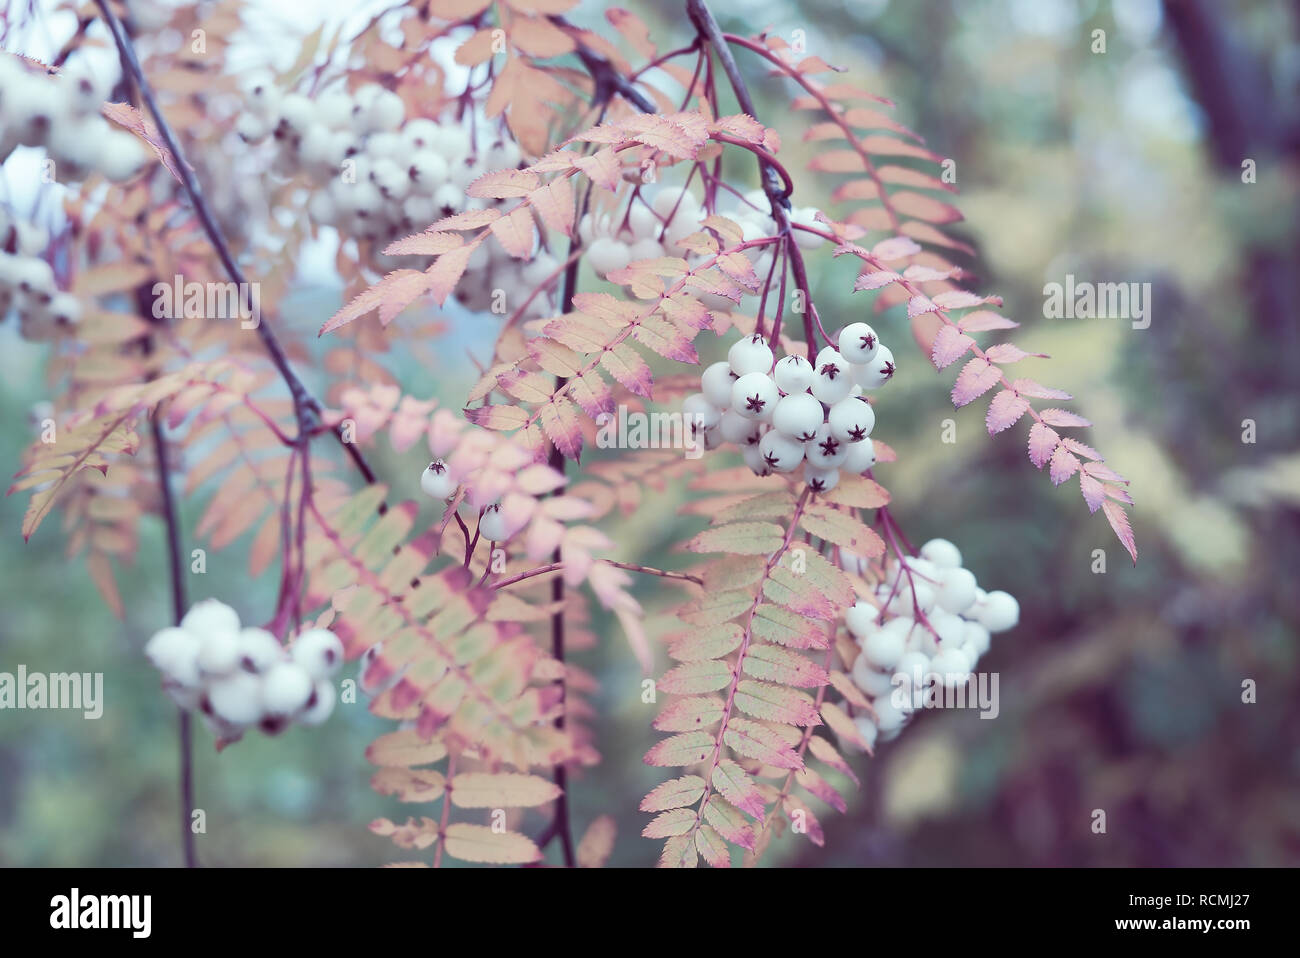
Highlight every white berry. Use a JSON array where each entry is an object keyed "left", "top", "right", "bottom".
[
  {"left": 838, "top": 322, "right": 880, "bottom": 364},
  {"left": 773, "top": 354, "right": 814, "bottom": 394},
  {"left": 811, "top": 347, "right": 853, "bottom": 404},
  {"left": 757, "top": 430, "right": 805, "bottom": 473},
  {"left": 730, "top": 372, "right": 778, "bottom": 422},
  {"left": 855, "top": 344, "right": 897, "bottom": 389},
  {"left": 827, "top": 395, "right": 875, "bottom": 443},
  {"left": 771, "top": 393, "right": 824, "bottom": 442},
  {"left": 727, "top": 333, "right": 774, "bottom": 376},
  {"left": 700, "top": 361, "right": 736, "bottom": 407}
]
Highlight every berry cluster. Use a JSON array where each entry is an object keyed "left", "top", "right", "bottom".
[
  {"left": 144, "top": 599, "right": 343, "bottom": 744},
  {"left": 237, "top": 78, "right": 557, "bottom": 315},
  {"left": 0, "top": 56, "right": 146, "bottom": 182},
  {"left": 845, "top": 538, "right": 1019, "bottom": 748},
  {"left": 684, "top": 324, "right": 896, "bottom": 492},
  {"left": 0, "top": 208, "right": 79, "bottom": 342},
  {"left": 579, "top": 190, "right": 704, "bottom": 276}
]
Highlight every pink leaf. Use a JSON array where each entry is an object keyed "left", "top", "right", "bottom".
[
  {"left": 1039, "top": 408, "right": 1093, "bottom": 428},
  {"left": 932, "top": 290, "right": 999, "bottom": 310},
  {"left": 1104, "top": 483, "right": 1135, "bottom": 505},
  {"left": 951, "top": 357, "right": 1002, "bottom": 407},
  {"left": 1061, "top": 437, "right": 1103, "bottom": 461},
  {"left": 907, "top": 294, "right": 938, "bottom": 318},
  {"left": 870, "top": 236, "right": 923, "bottom": 261},
  {"left": 958, "top": 310, "right": 1018, "bottom": 333},
  {"left": 1027, "top": 422, "right": 1060, "bottom": 468},
  {"left": 1011, "top": 378, "right": 1072, "bottom": 400},
  {"left": 984, "top": 343, "right": 1043, "bottom": 364},
  {"left": 1079, "top": 472, "right": 1105, "bottom": 513},
  {"left": 1083, "top": 461, "right": 1128, "bottom": 483},
  {"left": 853, "top": 269, "right": 900, "bottom": 292},
  {"left": 986, "top": 390, "right": 1029, "bottom": 434},
  {"left": 1103, "top": 500, "right": 1137, "bottom": 564},
  {"left": 930, "top": 325, "right": 975, "bottom": 370},
  {"left": 1049, "top": 445, "right": 1081, "bottom": 485}
]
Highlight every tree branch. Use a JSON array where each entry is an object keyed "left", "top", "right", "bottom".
[{"left": 93, "top": 0, "right": 377, "bottom": 484}]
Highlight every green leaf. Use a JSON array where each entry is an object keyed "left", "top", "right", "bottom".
[
  {"left": 644, "top": 731, "right": 715, "bottom": 767},
  {"left": 642, "top": 807, "right": 697, "bottom": 838},
  {"left": 743, "top": 644, "right": 830, "bottom": 688},
  {"left": 724, "top": 718, "right": 803, "bottom": 769},
  {"left": 668, "top": 623, "right": 744, "bottom": 662},
  {"left": 659, "top": 660, "right": 735, "bottom": 695},
  {"left": 733, "top": 680, "right": 821, "bottom": 726},
  {"left": 687, "top": 521, "right": 785, "bottom": 556}
]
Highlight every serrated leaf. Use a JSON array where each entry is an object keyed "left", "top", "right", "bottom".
[
  {"left": 642, "top": 807, "right": 697, "bottom": 838},
  {"left": 443, "top": 823, "right": 541, "bottom": 864},
  {"left": 951, "top": 357, "right": 1002, "bottom": 408},
  {"left": 640, "top": 775, "right": 707, "bottom": 812},
  {"left": 688, "top": 521, "right": 785, "bottom": 556},
  {"left": 449, "top": 772, "right": 562, "bottom": 808},
  {"left": 931, "top": 324, "right": 975, "bottom": 370},
  {"left": 724, "top": 718, "right": 803, "bottom": 769},
  {"left": 743, "top": 644, "right": 828, "bottom": 688},
  {"left": 733, "top": 680, "right": 821, "bottom": 726},
  {"left": 1028, "top": 421, "right": 1060, "bottom": 468},
  {"left": 659, "top": 660, "right": 735, "bottom": 695},
  {"left": 1103, "top": 500, "right": 1137, "bottom": 564},
  {"left": 711, "top": 760, "right": 767, "bottom": 819},
  {"left": 668, "top": 623, "right": 745, "bottom": 661},
  {"left": 644, "top": 730, "right": 715, "bottom": 767},
  {"left": 986, "top": 390, "right": 1029, "bottom": 434},
  {"left": 653, "top": 696, "right": 726, "bottom": 732}
]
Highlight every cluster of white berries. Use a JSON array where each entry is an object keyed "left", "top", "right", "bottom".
[
  {"left": 845, "top": 538, "right": 1019, "bottom": 749},
  {"left": 580, "top": 190, "right": 704, "bottom": 276},
  {"left": 0, "top": 209, "right": 80, "bottom": 341},
  {"left": 144, "top": 599, "right": 343, "bottom": 744},
  {"left": 582, "top": 187, "right": 824, "bottom": 285},
  {"left": 0, "top": 56, "right": 146, "bottom": 182},
  {"left": 683, "top": 324, "right": 896, "bottom": 493},
  {"left": 237, "top": 78, "right": 556, "bottom": 314}
]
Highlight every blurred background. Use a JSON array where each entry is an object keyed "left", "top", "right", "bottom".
[{"left": 1, "top": 0, "right": 1298, "bottom": 866}]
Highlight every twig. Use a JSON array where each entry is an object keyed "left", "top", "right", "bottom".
[
  {"left": 93, "top": 0, "right": 376, "bottom": 484},
  {"left": 149, "top": 413, "right": 198, "bottom": 868},
  {"left": 492, "top": 560, "right": 704, "bottom": 590}
]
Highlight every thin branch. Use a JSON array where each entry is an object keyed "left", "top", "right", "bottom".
[
  {"left": 149, "top": 412, "right": 198, "bottom": 869},
  {"left": 493, "top": 560, "right": 704, "bottom": 591},
  {"left": 93, "top": 0, "right": 376, "bottom": 484}
]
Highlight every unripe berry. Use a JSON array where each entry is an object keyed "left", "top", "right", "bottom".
[
  {"left": 758, "top": 429, "right": 805, "bottom": 473},
  {"left": 827, "top": 395, "right": 875, "bottom": 443},
  {"left": 771, "top": 392, "right": 824, "bottom": 442},
  {"left": 730, "top": 372, "right": 778, "bottom": 422},
  {"left": 811, "top": 346, "right": 853, "bottom": 404},
  {"left": 773, "top": 354, "right": 814, "bottom": 394},
  {"left": 837, "top": 322, "right": 879, "bottom": 364},
  {"left": 727, "top": 333, "right": 774, "bottom": 376},
  {"left": 420, "top": 460, "right": 456, "bottom": 499},
  {"left": 855, "top": 344, "right": 896, "bottom": 389}
]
